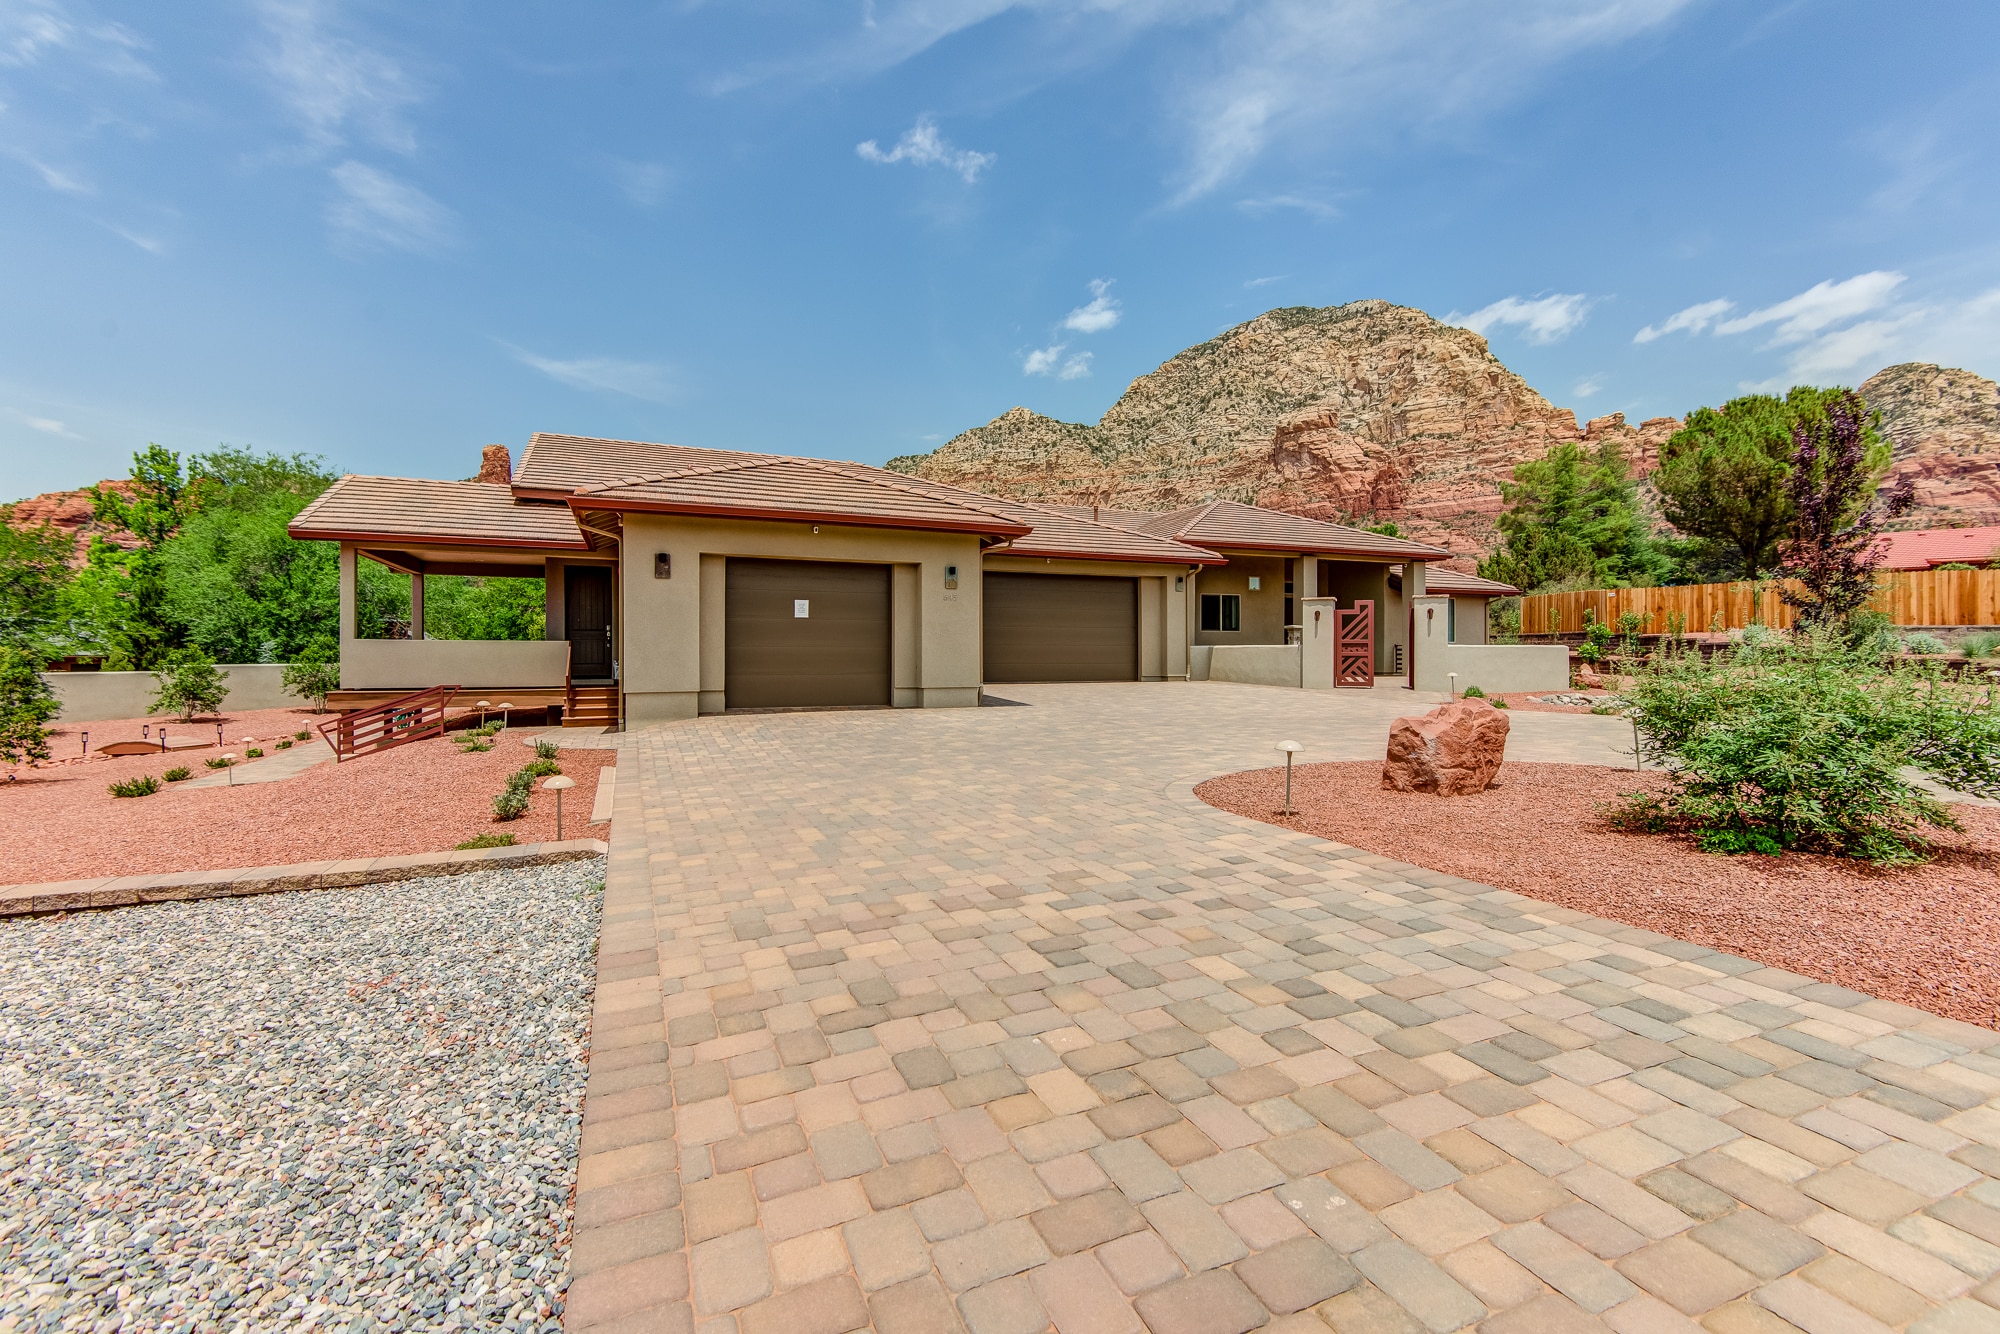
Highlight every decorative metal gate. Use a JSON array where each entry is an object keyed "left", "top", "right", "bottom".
[{"left": 1334, "top": 600, "right": 1375, "bottom": 687}]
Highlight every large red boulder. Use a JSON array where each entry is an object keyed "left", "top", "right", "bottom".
[{"left": 1382, "top": 698, "right": 1510, "bottom": 795}]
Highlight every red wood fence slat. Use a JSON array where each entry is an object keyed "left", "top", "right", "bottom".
[{"left": 1518, "top": 569, "right": 2000, "bottom": 635}]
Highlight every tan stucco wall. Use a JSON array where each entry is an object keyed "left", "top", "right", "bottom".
[
  {"left": 979, "top": 555, "right": 1191, "bottom": 680},
  {"left": 620, "top": 514, "right": 984, "bottom": 723},
  {"left": 1452, "top": 596, "right": 1489, "bottom": 645},
  {"left": 1192, "top": 554, "right": 1287, "bottom": 646}
]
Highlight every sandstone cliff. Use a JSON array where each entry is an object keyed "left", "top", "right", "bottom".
[
  {"left": 890, "top": 301, "right": 1679, "bottom": 560},
  {"left": 3, "top": 481, "right": 139, "bottom": 564},
  {"left": 1863, "top": 363, "right": 2000, "bottom": 529}
]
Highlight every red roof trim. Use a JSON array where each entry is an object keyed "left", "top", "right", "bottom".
[
  {"left": 987, "top": 544, "right": 1226, "bottom": 566},
  {"left": 563, "top": 494, "right": 1032, "bottom": 537},
  {"left": 285, "top": 526, "right": 591, "bottom": 551}
]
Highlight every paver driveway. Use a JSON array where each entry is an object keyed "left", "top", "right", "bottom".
[{"left": 568, "top": 682, "right": 2000, "bottom": 1334}]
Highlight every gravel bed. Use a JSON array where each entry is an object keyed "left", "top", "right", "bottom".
[
  {"left": 1198, "top": 761, "right": 2000, "bottom": 1029},
  {"left": 0, "top": 859, "right": 606, "bottom": 1332}
]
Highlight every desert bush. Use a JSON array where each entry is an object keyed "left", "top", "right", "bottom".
[
  {"left": 1461, "top": 685, "right": 1486, "bottom": 698},
  {"left": 1575, "top": 619, "right": 1615, "bottom": 665},
  {"left": 204, "top": 755, "right": 233, "bottom": 769},
  {"left": 275, "top": 738, "right": 293, "bottom": 750},
  {"left": 281, "top": 636, "right": 339, "bottom": 712},
  {"left": 1959, "top": 631, "right": 2000, "bottom": 658},
  {"left": 109, "top": 774, "right": 160, "bottom": 797},
  {"left": 0, "top": 646, "right": 60, "bottom": 766},
  {"left": 522, "top": 756, "right": 562, "bottom": 779},
  {"left": 1616, "top": 632, "right": 2000, "bottom": 863},
  {"left": 456, "top": 832, "right": 516, "bottom": 849},
  {"left": 246, "top": 746, "right": 264, "bottom": 758},
  {"left": 148, "top": 649, "right": 230, "bottom": 722},
  {"left": 163, "top": 765, "right": 192, "bottom": 782},
  {"left": 293, "top": 729, "right": 309, "bottom": 741},
  {"left": 535, "top": 739, "right": 559, "bottom": 761},
  {"left": 1491, "top": 697, "right": 1509, "bottom": 709},
  {"left": 491, "top": 788, "right": 529, "bottom": 820},
  {"left": 1901, "top": 632, "right": 1951, "bottom": 655},
  {"left": 458, "top": 737, "right": 494, "bottom": 753}
]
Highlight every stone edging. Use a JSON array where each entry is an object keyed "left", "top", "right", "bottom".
[{"left": 0, "top": 839, "right": 610, "bottom": 917}]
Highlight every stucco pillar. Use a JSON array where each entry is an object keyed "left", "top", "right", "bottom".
[
  {"left": 409, "top": 571, "right": 424, "bottom": 641},
  {"left": 338, "top": 543, "right": 358, "bottom": 688}
]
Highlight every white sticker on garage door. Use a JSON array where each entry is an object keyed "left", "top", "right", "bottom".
[{"left": 794, "top": 599, "right": 810, "bottom": 618}]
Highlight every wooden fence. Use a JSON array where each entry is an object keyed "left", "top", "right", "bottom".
[{"left": 1519, "top": 568, "right": 2000, "bottom": 635}]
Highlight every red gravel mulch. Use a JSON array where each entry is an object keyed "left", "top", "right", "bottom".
[
  {"left": 2, "top": 711, "right": 612, "bottom": 885},
  {"left": 1196, "top": 761, "right": 2000, "bottom": 1030}
]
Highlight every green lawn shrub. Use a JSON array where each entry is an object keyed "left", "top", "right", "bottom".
[{"left": 109, "top": 774, "right": 160, "bottom": 798}]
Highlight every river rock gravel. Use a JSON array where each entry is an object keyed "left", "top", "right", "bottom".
[{"left": 0, "top": 860, "right": 605, "bottom": 1333}]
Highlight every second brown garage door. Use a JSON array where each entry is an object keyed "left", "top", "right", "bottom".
[
  {"left": 726, "top": 559, "right": 890, "bottom": 708},
  {"left": 984, "top": 572, "right": 1138, "bottom": 683}
]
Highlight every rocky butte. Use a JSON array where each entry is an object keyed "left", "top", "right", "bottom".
[
  {"left": 1863, "top": 362, "right": 2000, "bottom": 530},
  {"left": 889, "top": 300, "right": 1681, "bottom": 564}
]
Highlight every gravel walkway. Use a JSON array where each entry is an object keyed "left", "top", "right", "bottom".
[{"left": 0, "top": 860, "right": 605, "bottom": 1332}]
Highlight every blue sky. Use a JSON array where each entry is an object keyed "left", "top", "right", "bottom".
[{"left": 3, "top": 0, "right": 1999, "bottom": 497}]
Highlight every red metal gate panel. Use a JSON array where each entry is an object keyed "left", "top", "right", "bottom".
[{"left": 1334, "top": 601, "right": 1374, "bottom": 687}]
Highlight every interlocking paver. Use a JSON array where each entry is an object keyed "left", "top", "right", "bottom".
[{"left": 569, "top": 683, "right": 2000, "bottom": 1334}]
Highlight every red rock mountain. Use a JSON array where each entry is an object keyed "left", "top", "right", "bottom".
[
  {"left": 890, "top": 301, "right": 1680, "bottom": 564},
  {"left": 2, "top": 482, "right": 139, "bottom": 564},
  {"left": 1864, "top": 363, "right": 2000, "bottom": 529}
]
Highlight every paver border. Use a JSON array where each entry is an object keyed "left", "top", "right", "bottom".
[{"left": 0, "top": 838, "right": 610, "bottom": 916}]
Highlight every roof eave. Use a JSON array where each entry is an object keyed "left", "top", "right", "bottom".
[
  {"left": 566, "top": 494, "right": 1032, "bottom": 540},
  {"left": 1197, "top": 538, "right": 1451, "bottom": 560},
  {"left": 992, "top": 545, "right": 1226, "bottom": 566},
  {"left": 286, "top": 524, "right": 590, "bottom": 551}
]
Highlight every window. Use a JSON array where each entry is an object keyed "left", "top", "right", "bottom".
[
  {"left": 1200, "top": 594, "right": 1241, "bottom": 632},
  {"left": 1447, "top": 598, "right": 1457, "bottom": 642}
]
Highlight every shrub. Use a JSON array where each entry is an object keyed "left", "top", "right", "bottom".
[
  {"left": 1901, "top": 632, "right": 1950, "bottom": 655},
  {"left": 162, "top": 765, "right": 192, "bottom": 782},
  {"left": 1491, "top": 697, "right": 1509, "bottom": 709},
  {"left": 109, "top": 774, "right": 160, "bottom": 798},
  {"left": 1460, "top": 685, "right": 1486, "bottom": 699},
  {"left": 281, "top": 636, "right": 340, "bottom": 713},
  {"left": 148, "top": 649, "right": 230, "bottom": 722},
  {"left": 491, "top": 788, "right": 529, "bottom": 820},
  {"left": 522, "top": 757, "right": 562, "bottom": 779},
  {"left": 275, "top": 738, "right": 293, "bottom": 750},
  {"left": 0, "top": 646, "right": 60, "bottom": 766},
  {"left": 294, "top": 730, "right": 310, "bottom": 741},
  {"left": 246, "top": 747, "right": 264, "bottom": 758},
  {"left": 456, "top": 832, "right": 517, "bottom": 849},
  {"left": 1575, "top": 619, "right": 1615, "bottom": 665},
  {"left": 1615, "top": 632, "right": 2000, "bottom": 863},
  {"left": 535, "top": 739, "right": 560, "bottom": 761},
  {"left": 204, "top": 755, "right": 233, "bottom": 769},
  {"left": 505, "top": 768, "right": 535, "bottom": 794},
  {"left": 458, "top": 737, "right": 494, "bottom": 753},
  {"left": 1960, "top": 631, "right": 2000, "bottom": 659}
]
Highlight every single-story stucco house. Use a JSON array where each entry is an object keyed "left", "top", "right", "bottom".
[{"left": 288, "top": 434, "right": 1563, "bottom": 725}]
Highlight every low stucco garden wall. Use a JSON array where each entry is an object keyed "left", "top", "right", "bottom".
[
  {"left": 42, "top": 665, "right": 306, "bottom": 722},
  {"left": 1196, "top": 643, "right": 1303, "bottom": 688},
  {"left": 1410, "top": 641, "right": 1570, "bottom": 696}
]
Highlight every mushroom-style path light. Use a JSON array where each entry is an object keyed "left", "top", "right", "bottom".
[
  {"left": 477, "top": 699, "right": 491, "bottom": 726},
  {"left": 497, "top": 703, "right": 514, "bottom": 730},
  {"left": 222, "top": 753, "right": 238, "bottom": 785},
  {"left": 543, "top": 775, "right": 576, "bottom": 840},
  {"left": 1276, "top": 740, "right": 1303, "bottom": 815}
]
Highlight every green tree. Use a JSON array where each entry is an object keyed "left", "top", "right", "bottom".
[
  {"left": 0, "top": 517, "right": 77, "bottom": 653},
  {"left": 282, "top": 635, "right": 340, "bottom": 712},
  {"left": 1480, "top": 440, "right": 1667, "bottom": 592},
  {"left": 149, "top": 648, "right": 231, "bottom": 722},
  {"left": 0, "top": 646, "right": 60, "bottom": 766},
  {"left": 1652, "top": 387, "right": 1891, "bottom": 581},
  {"left": 83, "top": 445, "right": 204, "bottom": 668}
]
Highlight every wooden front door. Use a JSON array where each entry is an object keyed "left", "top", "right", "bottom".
[
  {"left": 565, "top": 566, "right": 614, "bottom": 679},
  {"left": 1334, "top": 600, "right": 1375, "bottom": 687}
]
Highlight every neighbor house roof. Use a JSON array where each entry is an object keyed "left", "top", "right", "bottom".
[
  {"left": 513, "top": 433, "right": 735, "bottom": 498},
  {"left": 1871, "top": 525, "right": 2000, "bottom": 571},
  {"left": 979, "top": 501, "right": 1223, "bottom": 565},
  {"left": 1414, "top": 567, "right": 1519, "bottom": 597},
  {"left": 570, "top": 455, "right": 1035, "bottom": 539},
  {"left": 1089, "top": 499, "right": 1452, "bottom": 560},
  {"left": 288, "top": 475, "right": 590, "bottom": 549}
]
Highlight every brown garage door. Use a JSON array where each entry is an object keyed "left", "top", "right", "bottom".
[
  {"left": 984, "top": 572, "right": 1138, "bottom": 683},
  {"left": 726, "top": 559, "right": 890, "bottom": 708}
]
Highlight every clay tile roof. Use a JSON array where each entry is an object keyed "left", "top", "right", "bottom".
[
  {"left": 288, "top": 475, "right": 589, "bottom": 549},
  {"left": 572, "top": 456, "right": 1034, "bottom": 538},
  {"left": 849, "top": 480, "right": 1222, "bottom": 564},
  {"left": 1412, "top": 567, "right": 1519, "bottom": 596},
  {"left": 513, "top": 432, "right": 744, "bottom": 495},
  {"left": 1870, "top": 525, "right": 2000, "bottom": 571},
  {"left": 1107, "top": 499, "right": 1452, "bottom": 560}
]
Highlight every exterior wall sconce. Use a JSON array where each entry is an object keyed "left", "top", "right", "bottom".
[
  {"left": 945, "top": 565, "right": 959, "bottom": 590},
  {"left": 655, "top": 553, "right": 671, "bottom": 579},
  {"left": 1248, "top": 576, "right": 1261, "bottom": 590},
  {"left": 1175, "top": 576, "right": 1184, "bottom": 590}
]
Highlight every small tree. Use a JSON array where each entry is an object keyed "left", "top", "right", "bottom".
[
  {"left": 0, "top": 646, "right": 60, "bottom": 766},
  {"left": 149, "top": 648, "right": 231, "bottom": 722},
  {"left": 1778, "top": 390, "right": 1914, "bottom": 632},
  {"left": 281, "top": 635, "right": 340, "bottom": 713}
]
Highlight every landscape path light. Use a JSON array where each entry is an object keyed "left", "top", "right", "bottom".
[
  {"left": 543, "top": 775, "right": 576, "bottom": 840},
  {"left": 222, "top": 753, "right": 237, "bottom": 785},
  {"left": 498, "top": 702, "right": 514, "bottom": 730},
  {"left": 1447, "top": 672, "right": 1457, "bottom": 699},
  {"left": 215, "top": 723, "right": 224, "bottom": 747},
  {"left": 477, "top": 699, "right": 491, "bottom": 726},
  {"left": 1276, "top": 740, "right": 1303, "bottom": 815},
  {"left": 80, "top": 730, "right": 88, "bottom": 756}
]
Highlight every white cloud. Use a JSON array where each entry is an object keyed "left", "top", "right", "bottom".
[
  {"left": 607, "top": 159, "right": 672, "bottom": 207},
  {"left": 1062, "top": 279, "right": 1120, "bottom": 334},
  {"left": 1715, "top": 271, "right": 1906, "bottom": 343},
  {"left": 857, "top": 115, "right": 994, "bottom": 183},
  {"left": 1244, "top": 274, "right": 1287, "bottom": 288},
  {"left": 327, "top": 160, "right": 454, "bottom": 252},
  {"left": 11, "top": 409, "right": 82, "bottom": 438},
  {"left": 1634, "top": 297, "right": 1733, "bottom": 343},
  {"left": 0, "top": 1, "right": 155, "bottom": 196},
  {"left": 1448, "top": 292, "right": 1591, "bottom": 345},
  {"left": 258, "top": 0, "right": 421, "bottom": 155},
  {"left": 1236, "top": 194, "right": 1341, "bottom": 221},
  {"left": 1023, "top": 343, "right": 1092, "bottom": 379},
  {"left": 504, "top": 344, "right": 679, "bottom": 404},
  {"left": 1572, "top": 375, "right": 1606, "bottom": 399}
]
